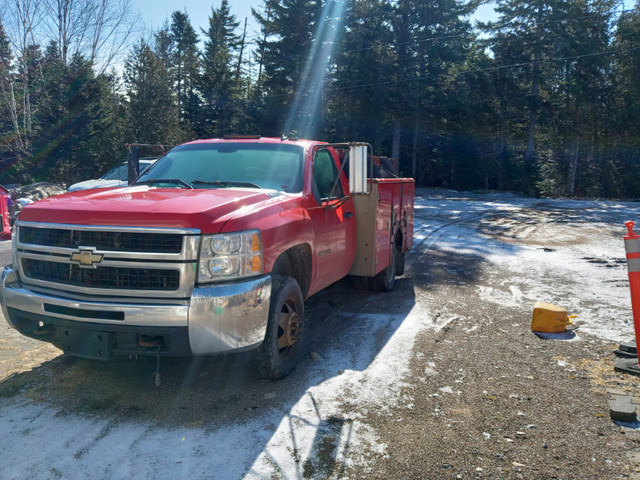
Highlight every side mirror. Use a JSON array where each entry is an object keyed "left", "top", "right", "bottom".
[{"left": 349, "top": 144, "right": 369, "bottom": 194}]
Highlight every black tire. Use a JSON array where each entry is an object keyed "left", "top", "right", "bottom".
[
  {"left": 252, "top": 275, "right": 305, "bottom": 380},
  {"left": 395, "top": 249, "right": 405, "bottom": 277},
  {"left": 349, "top": 275, "right": 372, "bottom": 290},
  {"left": 372, "top": 244, "right": 396, "bottom": 292}
]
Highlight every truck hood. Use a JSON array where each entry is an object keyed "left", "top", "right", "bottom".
[
  {"left": 66, "top": 178, "right": 125, "bottom": 192},
  {"left": 17, "top": 185, "right": 284, "bottom": 233}
]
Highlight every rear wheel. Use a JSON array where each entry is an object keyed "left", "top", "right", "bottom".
[
  {"left": 372, "top": 244, "right": 397, "bottom": 292},
  {"left": 252, "top": 275, "right": 305, "bottom": 380},
  {"left": 395, "top": 250, "right": 405, "bottom": 277}
]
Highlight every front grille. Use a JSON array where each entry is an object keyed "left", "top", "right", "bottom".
[
  {"left": 19, "top": 227, "right": 183, "bottom": 253},
  {"left": 22, "top": 258, "right": 180, "bottom": 291}
]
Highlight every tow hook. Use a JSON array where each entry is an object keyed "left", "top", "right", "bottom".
[
  {"left": 153, "top": 343, "right": 163, "bottom": 387},
  {"left": 33, "top": 323, "right": 53, "bottom": 336},
  {"left": 137, "top": 335, "right": 164, "bottom": 387},
  {"left": 139, "top": 335, "right": 163, "bottom": 348}
]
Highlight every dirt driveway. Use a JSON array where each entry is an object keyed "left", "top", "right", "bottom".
[{"left": 1, "top": 189, "right": 640, "bottom": 479}]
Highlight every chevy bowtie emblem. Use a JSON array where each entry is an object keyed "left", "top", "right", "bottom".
[{"left": 70, "top": 248, "right": 104, "bottom": 268}]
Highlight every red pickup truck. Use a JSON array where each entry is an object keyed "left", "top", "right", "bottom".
[{"left": 0, "top": 137, "right": 414, "bottom": 379}]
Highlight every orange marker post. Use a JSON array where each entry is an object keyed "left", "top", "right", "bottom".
[{"left": 624, "top": 221, "right": 640, "bottom": 366}]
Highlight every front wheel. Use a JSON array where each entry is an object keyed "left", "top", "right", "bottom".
[{"left": 252, "top": 275, "right": 305, "bottom": 380}]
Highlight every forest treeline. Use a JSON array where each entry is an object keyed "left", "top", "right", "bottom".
[{"left": 1, "top": 0, "right": 639, "bottom": 198}]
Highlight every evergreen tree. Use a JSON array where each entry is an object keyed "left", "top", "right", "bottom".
[
  {"left": 169, "top": 11, "right": 200, "bottom": 130},
  {"left": 35, "top": 52, "right": 126, "bottom": 183},
  {"left": 1, "top": 42, "right": 127, "bottom": 184},
  {"left": 0, "top": 19, "right": 24, "bottom": 169},
  {"left": 447, "top": 45, "right": 506, "bottom": 191},
  {"left": 551, "top": 0, "right": 617, "bottom": 197},
  {"left": 487, "top": 0, "right": 618, "bottom": 196},
  {"left": 154, "top": 23, "right": 174, "bottom": 87},
  {"left": 610, "top": 4, "right": 640, "bottom": 197},
  {"left": 328, "top": 0, "right": 395, "bottom": 149},
  {"left": 391, "top": 0, "right": 477, "bottom": 183},
  {"left": 0, "top": 0, "right": 638, "bottom": 198},
  {"left": 253, "top": 0, "right": 324, "bottom": 136},
  {"left": 199, "top": 0, "right": 240, "bottom": 137},
  {"left": 13, "top": 43, "right": 44, "bottom": 179},
  {"left": 124, "top": 40, "right": 184, "bottom": 145},
  {"left": 486, "top": 0, "right": 575, "bottom": 193}
]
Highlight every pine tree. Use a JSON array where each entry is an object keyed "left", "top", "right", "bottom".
[
  {"left": 328, "top": 0, "right": 395, "bottom": 149},
  {"left": 253, "top": 0, "right": 324, "bottom": 136},
  {"left": 199, "top": 0, "right": 240, "bottom": 137},
  {"left": 391, "top": 0, "right": 476, "bottom": 183},
  {"left": 485, "top": 0, "right": 575, "bottom": 193},
  {"left": 154, "top": 23, "right": 174, "bottom": 87},
  {"left": 554, "top": 0, "right": 617, "bottom": 196},
  {"left": 169, "top": 11, "right": 200, "bottom": 129},
  {"left": 124, "top": 40, "right": 184, "bottom": 145},
  {"left": 35, "top": 52, "right": 126, "bottom": 183},
  {"left": 610, "top": 4, "right": 640, "bottom": 197},
  {"left": 487, "top": 0, "right": 620, "bottom": 196}
]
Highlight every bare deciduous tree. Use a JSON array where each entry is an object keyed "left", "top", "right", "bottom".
[
  {"left": 4, "top": 0, "right": 45, "bottom": 152},
  {"left": 88, "top": 0, "right": 138, "bottom": 72},
  {"left": 0, "top": 19, "right": 25, "bottom": 153},
  {"left": 43, "top": 0, "right": 138, "bottom": 71}
]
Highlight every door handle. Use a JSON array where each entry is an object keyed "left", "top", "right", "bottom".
[{"left": 344, "top": 211, "right": 353, "bottom": 218}]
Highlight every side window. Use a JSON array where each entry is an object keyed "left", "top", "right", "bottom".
[{"left": 313, "top": 150, "right": 343, "bottom": 201}]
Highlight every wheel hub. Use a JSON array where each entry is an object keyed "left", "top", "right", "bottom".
[{"left": 278, "top": 309, "right": 301, "bottom": 350}]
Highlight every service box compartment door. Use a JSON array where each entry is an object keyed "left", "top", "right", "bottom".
[
  {"left": 349, "top": 182, "right": 392, "bottom": 277},
  {"left": 349, "top": 179, "right": 414, "bottom": 278},
  {"left": 400, "top": 180, "right": 414, "bottom": 250}
]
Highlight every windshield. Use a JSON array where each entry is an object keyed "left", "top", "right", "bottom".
[
  {"left": 100, "top": 161, "right": 155, "bottom": 182},
  {"left": 135, "top": 143, "right": 304, "bottom": 193},
  {"left": 101, "top": 164, "right": 127, "bottom": 181}
]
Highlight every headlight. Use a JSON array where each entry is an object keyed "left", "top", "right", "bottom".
[{"left": 198, "top": 230, "right": 263, "bottom": 283}]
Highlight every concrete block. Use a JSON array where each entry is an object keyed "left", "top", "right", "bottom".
[
  {"left": 615, "top": 357, "right": 640, "bottom": 376},
  {"left": 610, "top": 395, "right": 638, "bottom": 423},
  {"left": 615, "top": 341, "right": 638, "bottom": 358}
]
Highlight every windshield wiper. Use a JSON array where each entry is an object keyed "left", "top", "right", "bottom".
[
  {"left": 136, "top": 179, "right": 193, "bottom": 189},
  {"left": 192, "top": 180, "right": 261, "bottom": 189}
]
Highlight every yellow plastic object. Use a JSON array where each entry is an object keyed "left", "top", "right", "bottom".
[{"left": 531, "top": 302, "right": 573, "bottom": 333}]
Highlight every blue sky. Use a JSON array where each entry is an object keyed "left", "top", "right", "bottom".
[
  {"left": 130, "top": 1, "right": 498, "bottom": 40},
  {"left": 130, "top": 0, "right": 256, "bottom": 39},
  {"left": 129, "top": 0, "right": 636, "bottom": 42}
]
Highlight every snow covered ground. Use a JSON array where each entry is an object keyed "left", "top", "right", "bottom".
[
  {"left": 0, "top": 188, "right": 637, "bottom": 479},
  {"left": 412, "top": 190, "right": 636, "bottom": 343}
]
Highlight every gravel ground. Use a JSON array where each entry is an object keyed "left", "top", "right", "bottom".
[
  {"left": 350, "top": 279, "right": 638, "bottom": 479},
  {"left": 1, "top": 189, "right": 640, "bottom": 479},
  {"left": 347, "top": 190, "right": 640, "bottom": 479}
]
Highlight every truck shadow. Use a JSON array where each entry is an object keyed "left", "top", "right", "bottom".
[
  {"left": 410, "top": 247, "right": 486, "bottom": 290},
  {"left": 0, "top": 276, "right": 416, "bottom": 479}
]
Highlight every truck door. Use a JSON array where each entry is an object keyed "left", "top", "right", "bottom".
[{"left": 307, "top": 148, "right": 356, "bottom": 293}]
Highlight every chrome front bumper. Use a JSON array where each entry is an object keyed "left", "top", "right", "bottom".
[{"left": 0, "top": 265, "right": 271, "bottom": 356}]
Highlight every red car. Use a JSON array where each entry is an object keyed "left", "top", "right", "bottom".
[{"left": 0, "top": 185, "right": 12, "bottom": 240}]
